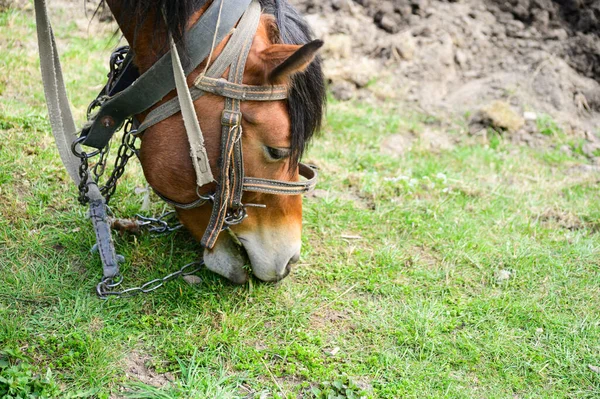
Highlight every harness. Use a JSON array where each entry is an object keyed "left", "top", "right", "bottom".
[{"left": 33, "top": 0, "right": 318, "bottom": 297}]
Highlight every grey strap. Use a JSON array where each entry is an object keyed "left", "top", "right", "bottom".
[
  {"left": 35, "top": 0, "right": 121, "bottom": 279},
  {"left": 82, "top": 0, "right": 252, "bottom": 150},
  {"left": 243, "top": 163, "right": 318, "bottom": 195},
  {"left": 170, "top": 38, "right": 214, "bottom": 186},
  {"left": 88, "top": 191, "right": 119, "bottom": 278},
  {"left": 193, "top": 76, "right": 288, "bottom": 101},
  {"left": 34, "top": 0, "right": 80, "bottom": 184},
  {"left": 201, "top": 10, "right": 260, "bottom": 249}
]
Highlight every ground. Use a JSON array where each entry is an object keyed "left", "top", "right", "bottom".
[
  {"left": 297, "top": 0, "right": 600, "bottom": 144},
  {"left": 1, "top": 1, "right": 600, "bottom": 398}
]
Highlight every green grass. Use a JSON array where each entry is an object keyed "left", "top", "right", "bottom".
[{"left": 1, "top": 4, "right": 600, "bottom": 399}]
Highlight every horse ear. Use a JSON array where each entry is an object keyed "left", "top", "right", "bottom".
[{"left": 260, "top": 40, "right": 323, "bottom": 84}]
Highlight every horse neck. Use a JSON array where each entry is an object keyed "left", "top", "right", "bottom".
[{"left": 104, "top": 0, "right": 211, "bottom": 73}]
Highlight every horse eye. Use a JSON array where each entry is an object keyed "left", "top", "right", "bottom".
[{"left": 265, "top": 146, "right": 291, "bottom": 161}]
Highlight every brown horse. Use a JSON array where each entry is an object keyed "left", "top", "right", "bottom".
[{"left": 101, "top": 0, "right": 325, "bottom": 283}]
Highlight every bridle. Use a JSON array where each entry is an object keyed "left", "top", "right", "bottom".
[{"left": 34, "top": 0, "right": 318, "bottom": 296}]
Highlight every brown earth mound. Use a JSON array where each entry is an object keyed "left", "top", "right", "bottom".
[{"left": 291, "top": 0, "right": 600, "bottom": 138}]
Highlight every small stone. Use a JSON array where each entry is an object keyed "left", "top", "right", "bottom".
[
  {"left": 559, "top": 145, "right": 572, "bottom": 155},
  {"left": 394, "top": 31, "right": 416, "bottom": 61},
  {"left": 589, "top": 365, "right": 600, "bottom": 374},
  {"left": 183, "top": 275, "right": 202, "bottom": 285},
  {"left": 547, "top": 28, "right": 568, "bottom": 41},
  {"left": 535, "top": 328, "right": 544, "bottom": 334},
  {"left": 331, "top": 0, "right": 348, "bottom": 11},
  {"left": 455, "top": 49, "right": 467, "bottom": 67},
  {"left": 328, "top": 347, "right": 340, "bottom": 356},
  {"left": 496, "top": 269, "right": 511, "bottom": 282},
  {"left": 523, "top": 112, "right": 537, "bottom": 121},
  {"left": 474, "top": 101, "right": 525, "bottom": 133}
]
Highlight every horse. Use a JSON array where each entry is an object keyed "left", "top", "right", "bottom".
[{"left": 89, "top": 0, "right": 326, "bottom": 285}]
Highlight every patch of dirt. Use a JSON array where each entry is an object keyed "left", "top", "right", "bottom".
[
  {"left": 381, "top": 127, "right": 457, "bottom": 156},
  {"left": 536, "top": 207, "right": 600, "bottom": 232},
  {"left": 0, "top": 0, "right": 26, "bottom": 12},
  {"left": 309, "top": 308, "right": 356, "bottom": 332},
  {"left": 291, "top": 0, "right": 600, "bottom": 148},
  {"left": 537, "top": 208, "right": 583, "bottom": 230},
  {"left": 123, "top": 351, "right": 173, "bottom": 388}
]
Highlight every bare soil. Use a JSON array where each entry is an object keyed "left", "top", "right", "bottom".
[{"left": 291, "top": 0, "right": 600, "bottom": 143}]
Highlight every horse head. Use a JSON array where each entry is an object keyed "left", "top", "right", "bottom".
[{"left": 104, "top": 0, "right": 325, "bottom": 283}]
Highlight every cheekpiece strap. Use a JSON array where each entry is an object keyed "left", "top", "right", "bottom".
[{"left": 200, "top": 1, "right": 261, "bottom": 249}]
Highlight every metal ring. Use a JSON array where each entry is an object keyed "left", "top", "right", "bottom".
[
  {"left": 196, "top": 186, "right": 215, "bottom": 202},
  {"left": 71, "top": 136, "right": 101, "bottom": 159},
  {"left": 104, "top": 274, "right": 124, "bottom": 288}
]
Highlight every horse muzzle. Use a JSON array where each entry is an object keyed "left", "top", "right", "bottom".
[{"left": 203, "top": 227, "right": 301, "bottom": 284}]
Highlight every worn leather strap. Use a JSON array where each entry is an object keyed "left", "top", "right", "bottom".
[
  {"left": 200, "top": 7, "right": 259, "bottom": 249},
  {"left": 194, "top": 76, "right": 288, "bottom": 101},
  {"left": 155, "top": 162, "right": 318, "bottom": 209},
  {"left": 81, "top": 0, "right": 252, "bottom": 149},
  {"left": 243, "top": 163, "right": 318, "bottom": 195},
  {"left": 35, "top": 0, "right": 121, "bottom": 279},
  {"left": 170, "top": 37, "right": 214, "bottom": 186}
]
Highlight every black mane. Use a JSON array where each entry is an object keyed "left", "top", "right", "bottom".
[
  {"left": 260, "top": 0, "right": 326, "bottom": 165},
  {"left": 96, "top": 0, "right": 325, "bottom": 165}
]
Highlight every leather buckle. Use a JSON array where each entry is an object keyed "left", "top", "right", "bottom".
[{"left": 221, "top": 109, "right": 242, "bottom": 127}]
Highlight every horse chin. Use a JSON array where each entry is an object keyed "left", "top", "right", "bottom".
[{"left": 202, "top": 233, "right": 249, "bottom": 285}]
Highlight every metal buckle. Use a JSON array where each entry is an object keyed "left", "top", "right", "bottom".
[{"left": 224, "top": 207, "right": 247, "bottom": 226}]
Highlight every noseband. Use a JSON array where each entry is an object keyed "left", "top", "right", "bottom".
[{"left": 84, "top": 0, "right": 317, "bottom": 249}]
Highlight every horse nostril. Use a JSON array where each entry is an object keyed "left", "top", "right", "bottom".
[
  {"left": 289, "top": 252, "right": 300, "bottom": 265},
  {"left": 276, "top": 262, "right": 292, "bottom": 281}
]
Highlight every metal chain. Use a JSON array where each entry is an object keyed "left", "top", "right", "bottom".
[
  {"left": 100, "top": 120, "right": 138, "bottom": 203},
  {"left": 92, "top": 143, "right": 111, "bottom": 182},
  {"left": 77, "top": 155, "right": 91, "bottom": 205},
  {"left": 135, "top": 211, "right": 183, "bottom": 234},
  {"left": 96, "top": 261, "right": 204, "bottom": 299}
]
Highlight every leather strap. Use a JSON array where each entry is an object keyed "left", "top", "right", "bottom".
[
  {"left": 201, "top": 4, "right": 260, "bottom": 249},
  {"left": 35, "top": 0, "right": 121, "bottom": 279},
  {"left": 170, "top": 37, "right": 214, "bottom": 186},
  {"left": 194, "top": 76, "right": 288, "bottom": 101},
  {"left": 153, "top": 163, "right": 318, "bottom": 209},
  {"left": 242, "top": 163, "right": 318, "bottom": 195},
  {"left": 81, "top": 0, "right": 252, "bottom": 150}
]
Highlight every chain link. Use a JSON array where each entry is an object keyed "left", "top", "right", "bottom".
[
  {"left": 100, "top": 121, "right": 138, "bottom": 204},
  {"left": 77, "top": 155, "right": 91, "bottom": 205},
  {"left": 135, "top": 211, "right": 183, "bottom": 234},
  {"left": 96, "top": 261, "right": 204, "bottom": 299}
]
